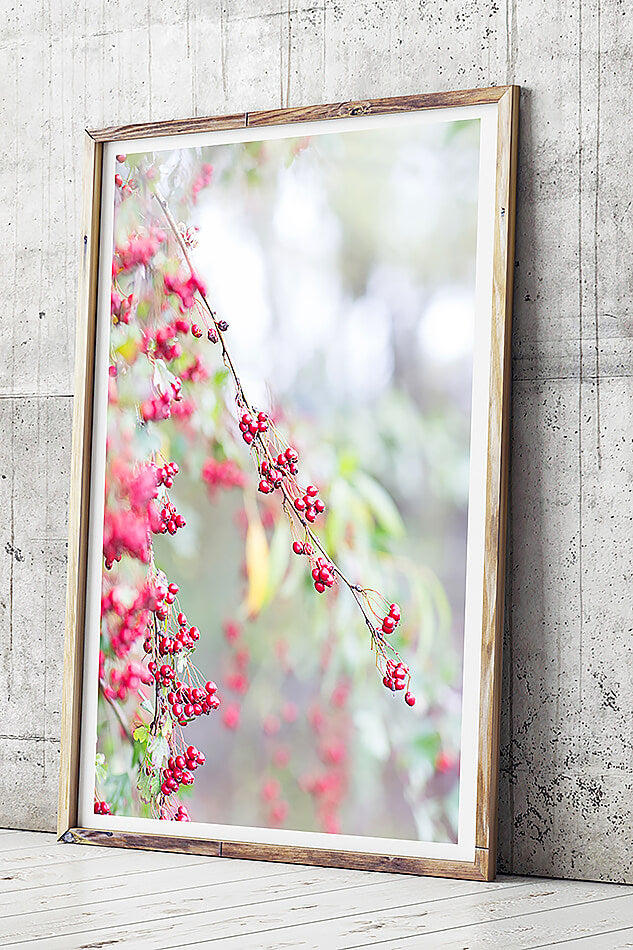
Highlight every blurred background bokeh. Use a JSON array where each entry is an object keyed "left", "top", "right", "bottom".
[{"left": 147, "top": 118, "right": 481, "bottom": 843}]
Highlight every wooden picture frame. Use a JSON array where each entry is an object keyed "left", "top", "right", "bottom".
[{"left": 59, "top": 86, "right": 519, "bottom": 881}]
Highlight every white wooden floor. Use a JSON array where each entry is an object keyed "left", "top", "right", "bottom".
[{"left": 0, "top": 830, "right": 631, "bottom": 948}]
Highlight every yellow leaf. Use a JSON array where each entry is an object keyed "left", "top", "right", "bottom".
[
  {"left": 115, "top": 338, "right": 138, "bottom": 365},
  {"left": 245, "top": 499, "right": 269, "bottom": 617}
]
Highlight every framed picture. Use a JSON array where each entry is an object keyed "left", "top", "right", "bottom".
[{"left": 59, "top": 86, "right": 518, "bottom": 881}]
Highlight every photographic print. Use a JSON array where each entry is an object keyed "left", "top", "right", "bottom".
[{"left": 60, "top": 89, "right": 518, "bottom": 880}]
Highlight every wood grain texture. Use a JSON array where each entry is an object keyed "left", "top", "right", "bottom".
[
  {"left": 61, "top": 827, "right": 222, "bottom": 856},
  {"left": 246, "top": 87, "right": 512, "bottom": 127},
  {"left": 57, "top": 135, "right": 103, "bottom": 838},
  {"left": 89, "top": 114, "right": 247, "bottom": 142},
  {"left": 4, "top": 832, "right": 632, "bottom": 949},
  {"left": 60, "top": 89, "right": 517, "bottom": 879},
  {"left": 220, "top": 841, "right": 489, "bottom": 880},
  {"left": 63, "top": 829, "right": 488, "bottom": 880},
  {"left": 475, "top": 86, "right": 520, "bottom": 874}
]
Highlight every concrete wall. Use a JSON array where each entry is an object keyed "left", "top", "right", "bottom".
[{"left": 1, "top": 0, "right": 631, "bottom": 883}]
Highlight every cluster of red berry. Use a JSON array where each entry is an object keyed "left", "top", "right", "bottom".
[
  {"left": 116, "top": 227, "right": 166, "bottom": 271},
  {"left": 240, "top": 410, "right": 269, "bottom": 447},
  {"left": 162, "top": 679, "right": 219, "bottom": 726},
  {"left": 141, "top": 390, "right": 175, "bottom": 422},
  {"left": 114, "top": 173, "right": 136, "bottom": 196},
  {"left": 201, "top": 457, "right": 246, "bottom": 498},
  {"left": 311, "top": 557, "right": 336, "bottom": 593},
  {"left": 101, "top": 587, "right": 151, "bottom": 657},
  {"left": 111, "top": 290, "right": 134, "bottom": 324},
  {"left": 149, "top": 581, "right": 180, "bottom": 622},
  {"left": 293, "top": 484, "right": 325, "bottom": 523},
  {"left": 154, "top": 499, "right": 185, "bottom": 537},
  {"left": 105, "top": 661, "right": 153, "bottom": 703},
  {"left": 153, "top": 325, "right": 182, "bottom": 361},
  {"left": 160, "top": 745, "right": 206, "bottom": 797},
  {"left": 192, "top": 162, "right": 213, "bottom": 203},
  {"left": 380, "top": 603, "right": 401, "bottom": 635},
  {"left": 383, "top": 659, "right": 416, "bottom": 706},
  {"left": 258, "top": 450, "right": 298, "bottom": 493},
  {"left": 94, "top": 800, "right": 112, "bottom": 815},
  {"left": 174, "top": 805, "right": 191, "bottom": 822},
  {"left": 164, "top": 272, "right": 207, "bottom": 313},
  {"left": 157, "top": 462, "right": 179, "bottom": 489},
  {"left": 145, "top": 616, "right": 198, "bottom": 659}
]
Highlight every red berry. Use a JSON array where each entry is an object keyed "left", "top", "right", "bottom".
[
  {"left": 114, "top": 173, "right": 123, "bottom": 187},
  {"left": 191, "top": 324, "right": 203, "bottom": 338},
  {"left": 294, "top": 498, "right": 306, "bottom": 511},
  {"left": 258, "top": 479, "right": 272, "bottom": 494},
  {"left": 292, "top": 541, "right": 304, "bottom": 555},
  {"left": 389, "top": 604, "right": 401, "bottom": 621},
  {"left": 116, "top": 154, "right": 126, "bottom": 163},
  {"left": 314, "top": 499, "right": 325, "bottom": 513},
  {"left": 306, "top": 485, "right": 318, "bottom": 497},
  {"left": 314, "top": 581, "right": 325, "bottom": 593},
  {"left": 405, "top": 692, "right": 416, "bottom": 706},
  {"left": 243, "top": 432, "right": 253, "bottom": 445},
  {"left": 205, "top": 681, "right": 217, "bottom": 694}
]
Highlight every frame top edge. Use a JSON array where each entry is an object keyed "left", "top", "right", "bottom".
[{"left": 87, "top": 86, "right": 518, "bottom": 143}]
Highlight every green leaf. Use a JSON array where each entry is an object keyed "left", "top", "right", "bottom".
[
  {"left": 133, "top": 724, "right": 149, "bottom": 744},
  {"left": 351, "top": 471, "right": 405, "bottom": 539},
  {"left": 137, "top": 766, "right": 161, "bottom": 804},
  {"left": 95, "top": 752, "right": 108, "bottom": 785},
  {"left": 212, "top": 368, "right": 230, "bottom": 388},
  {"left": 148, "top": 734, "right": 170, "bottom": 771}
]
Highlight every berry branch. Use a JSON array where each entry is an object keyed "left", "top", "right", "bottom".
[{"left": 155, "top": 190, "right": 416, "bottom": 707}]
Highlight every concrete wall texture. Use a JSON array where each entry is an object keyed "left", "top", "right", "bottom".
[{"left": 1, "top": 0, "right": 631, "bottom": 883}]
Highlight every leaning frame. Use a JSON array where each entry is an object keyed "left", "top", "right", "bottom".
[{"left": 58, "top": 86, "right": 519, "bottom": 881}]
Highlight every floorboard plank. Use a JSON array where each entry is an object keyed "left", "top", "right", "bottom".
[
  {"left": 0, "top": 833, "right": 628, "bottom": 950},
  {"left": 0, "top": 839, "right": 221, "bottom": 884},
  {"left": 0, "top": 877, "right": 527, "bottom": 947},
  {"left": 0, "top": 864, "right": 392, "bottom": 931},
  {"left": 341, "top": 894, "right": 633, "bottom": 949},
  {"left": 0, "top": 832, "right": 56, "bottom": 851},
  {"left": 534, "top": 929, "right": 633, "bottom": 949},
  {"left": 157, "top": 881, "right": 632, "bottom": 950}
]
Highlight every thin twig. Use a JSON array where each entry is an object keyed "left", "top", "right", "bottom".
[
  {"left": 154, "top": 189, "right": 405, "bottom": 672},
  {"left": 99, "top": 680, "right": 136, "bottom": 743}
]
